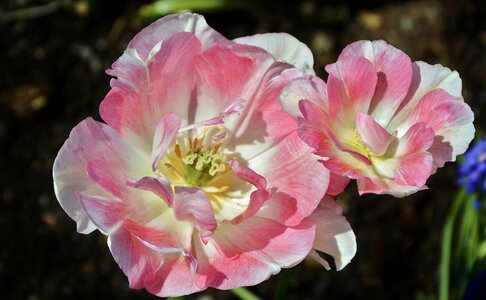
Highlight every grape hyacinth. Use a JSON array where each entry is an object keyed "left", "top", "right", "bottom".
[{"left": 458, "top": 138, "right": 486, "bottom": 209}]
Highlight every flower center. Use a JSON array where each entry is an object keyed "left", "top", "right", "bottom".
[{"left": 157, "top": 125, "right": 229, "bottom": 188}]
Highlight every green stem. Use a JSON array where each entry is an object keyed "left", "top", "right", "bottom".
[
  {"left": 231, "top": 287, "right": 261, "bottom": 300},
  {"left": 0, "top": 1, "right": 63, "bottom": 23},
  {"left": 273, "top": 268, "right": 294, "bottom": 300},
  {"left": 439, "top": 188, "right": 466, "bottom": 300}
]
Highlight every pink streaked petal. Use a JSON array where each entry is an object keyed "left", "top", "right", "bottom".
[
  {"left": 399, "top": 89, "right": 475, "bottom": 170},
  {"left": 179, "top": 99, "right": 245, "bottom": 132},
  {"left": 78, "top": 194, "right": 126, "bottom": 234},
  {"left": 308, "top": 196, "right": 356, "bottom": 271},
  {"left": 195, "top": 217, "right": 316, "bottom": 289},
  {"left": 327, "top": 172, "right": 351, "bottom": 196},
  {"left": 338, "top": 40, "right": 413, "bottom": 126},
  {"left": 249, "top": 132, "right": 328, "bottom": 226},
  {"left": 320, "top": 158, "right": 368, "bottom": 180},
  {"left": 355, "top": 112, "right": 392, "bottom": 156},
  {"left": 396, "top": 122, "right": 435, "bottom": 155},
  {"left": 280, "top": 75, "right": 328, "bottom": 119},
  {"left": 101, "top": 33, "right": 201, "bottom": 153},
  {"left": 357, "top": 176, "right": 428, "bottom": 197},
  {"left": 108, "top": 225, "right": 201, "bottom": 297},
  {"left": 325, "top": 57, "right": 378, "bottom": 117},
  {"left": 231, "top": 188, "right": 272, "bottom": 224},
  {"left": 388, "top": 61, "right": 463, "bottom": 131},
  {"left": 173, "top": 186, "right": 217, "bottom": 244},
  {"left": 126, "top": 176, "right": 173, "bottom": 206},
  {"left": 299, "top": 100, "right": 372, "bottom": 165},
  {"left": 228, "top": 159, "right": 267, "bottom": 189},
  {"left": 394, "top": 151, "right": 434, "bottom": 187},
  {"left": 128, "top": 13, "right": 230, "bottom": 61},
  {"left": 152, "top": 113, "right": 182, "bottom": 171},
  {"left": 53, "top": 118, "right": 148, "bottom": 234},
  {"left": 234, "top": 32, "right": 315, "bottom": 74},
  {"left": 86, "top": 160, "right": 126, "bottom": 198},
  {"left": 123, "top": 219, "right": 182, "bottom": 253}
]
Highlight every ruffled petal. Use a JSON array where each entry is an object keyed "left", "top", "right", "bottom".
[
  {"left": 152, "top": 113, "right": 182, "bottom": 171},
  {"left": 387, "top": 61, "right": 463, "bottom": 131},
  {"left": 108, "top": 221, "right": 201, "bottom": 297},
  {"left": 234, "top": 33, "right": 314, "bottom": 74},
  {"left": 194, "top": 217, "right": 315, "bottom": 289},
  {"left": 308, "top": 196, "right": 356, "bottom": 271},
  {"left": 79, "top": 194, "right": 126, "bottom": 235},
  {"left": 279, "top": 75, "right": 328, "bottom": 119},
  {"left": 173, "top": 186, "right": 217, "bottom": 244},
  {"left": 100, "top": 32, "right": 202, "bottom": 153},
  {"left": 397, "top": 89, "right": 475, "bottom": 171},
  {"left": 53, "top": 118, "right": 149, "bottom": 234},
  {"left": 338, "top": 40, "right": 413, "bottom": 127},
  {"left": 355, "top": 112, "right": 392, "bottom": 156},
  {"left": 325, "top": 57, "right": 378, "bottom": 119}
]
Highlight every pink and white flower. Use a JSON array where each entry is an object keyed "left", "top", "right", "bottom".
[
  {"left": 281, "top": 40, "right": 475, "bottom": 197},
  {"left": 53, "top": 13, "right": 356, "bottom": 297}
]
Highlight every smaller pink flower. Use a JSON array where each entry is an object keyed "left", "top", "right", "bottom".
[{"left": 281, "top": 40, "right": 475, "bottom": 196}]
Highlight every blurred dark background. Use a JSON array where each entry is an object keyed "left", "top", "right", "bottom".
[{"left": 1, "top": 0, "right": 485, "bottom": 299}]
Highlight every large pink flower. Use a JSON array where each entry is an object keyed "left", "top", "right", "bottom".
[
  {"left": 53, "top": 13, "right": 356, "bottom": 297},
  {"left": 281, "top": 40, "right": 475, "bottom": 197}
]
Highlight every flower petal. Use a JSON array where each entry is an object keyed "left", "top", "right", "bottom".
[
  {"left": 53, "top": 118, "right": 148, "bottom": 234},
  {"left": 227, "top": 159, "right": 272, "bottom": 224},
  {"left": 355, "top": 112, "right": 392, "bottom": 156},
  {"left": 325, "top": 56, "right": 378, "bottom": 118},
  {"left": 308, "top": 196, "right": 356, "bottom": 271},
  {"left": 100, "top": 32, "right": 201, "bottom": 153},
  {"left": 387, "top": 61, "right": 463, "bottom": 131},
  {"left": 234, "top": 32, "right": 314, "bottom": 74},
  {"left": 108, "top": 221, "right": 201, "bottom": 297},
  {"left": 338, "top": 40, "right": 413, "bottom": 126},
  {"left": 79, "top": 194, "right": 126, "bottom": 234},
  {"left": 194, "top": 217, "right": 316, "bottom": 289},
  {"left": 152, "top": 113, "right": 182, "bottom": 171},
  {"left": 126, "top": 176, "right": 173, "bottom": 207},
  {"left": 128, "top": 13, "right": 230, "bottom": 60},
  {"left": 280, "top": 75, "right": 328, "bottom": 119},
  {"left": 173, "top": 186, "right": 217, "bottom": 244}
]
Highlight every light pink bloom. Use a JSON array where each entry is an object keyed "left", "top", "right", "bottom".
[
  {"left": 281, "top": 40, "right": 475, "bottom": 197},
  {"left": 53, "top": 13, "right": 356, "bottom": 297}
]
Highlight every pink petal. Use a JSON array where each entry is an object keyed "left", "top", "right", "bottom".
[
  {"left": 248, "top": 130, "right": 329, "bottom": 226},
  {"left": 338, "top": 40, "right": 413, "bottom": 126},
  {"left": 194, "top": 217, "right": 315, "bottom": 289},
  {"left": 399, "top": 89, "right": 475, "bottom": 171},
  {"left": 126, "top": 176, "right": 173, "bottom": 206},
  {"left": 355, "top": 112, "right": 392, "bottom": 156},
  {"left": 78, "top": 194, "right": 126, "bottom": 234},
  {"left": 357, "top": 177, "right": 428, "bottom": 197},
  {"left": 308, "top": 196, "right": 356, "bottom": 271},
  {"left": 396, "top": 122, "right": 435, "bottom": 155},
  {"left": 173, "top": 187, "right": 217, "bottom": 244},
  {"left": 100, "top": 32, "right": 201, "bottom": 153},
  {"left": 280, "top": 76, "right": 328, "bottom": 119},
  {"left": 53, "top": 118, "right": 147, "bottom": 234},
  {"left": 127, "top": 13, "right": 230, "bottom": 61},
  {"left": 388, "top": 61, "right": 463, "bottom": 131},
  {"left": 152, "top": 112, "right": 182, "bottom": 171},
  {"left": 327, "top": 172, "right": 351, "bottom": 196},
  {"left": 86, "top": 160, "right": 126, "bottom": 198},
  {"left": 108, "top": 223, "right": 201, "bottom": 297},
  {"left": 325, "top": 57, "right": 378, "bottom": 118},
  {"left": 227, "top": 159, "right": 272, "bottom": 224},
  {"left": 234, "top": 33, "right": 315, "bottom": 74},
  {"left": 394, "top": 151, "right": 434, "bottom": 187}
]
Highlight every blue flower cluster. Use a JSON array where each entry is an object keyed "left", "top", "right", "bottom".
[{"left": 458, "top": 139, "right": 486, "bottom": 209}]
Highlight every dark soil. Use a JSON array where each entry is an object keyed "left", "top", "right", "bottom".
[{"left": 1, "top": 0, "right": 485, "bottom": 299}]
